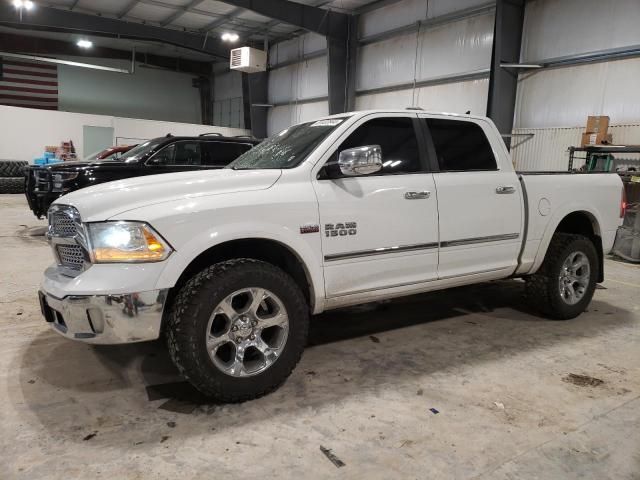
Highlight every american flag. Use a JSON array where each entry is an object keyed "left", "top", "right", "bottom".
[{"left": 0, "top": 58, "right": 58, "bottom": 110}]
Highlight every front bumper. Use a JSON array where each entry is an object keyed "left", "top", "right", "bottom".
[{"left": 39, "top": 289, "right": 168, "bottom": 344}]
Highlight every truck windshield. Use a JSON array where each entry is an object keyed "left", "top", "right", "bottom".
[
  {"left": 121, "top": 139, "right": 166, "bottom": 163},
  {"left": 227, "top": 117, "right": 349, "bottom": 170}
]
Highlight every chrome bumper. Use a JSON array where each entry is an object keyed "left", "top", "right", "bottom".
[{"left": 39, "top": 289, "right": 168, "bottom": 344}]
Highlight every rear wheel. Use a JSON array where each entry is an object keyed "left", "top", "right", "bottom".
[
  {"left": 526, "top": 233, "right": 599, "bottom": 320},
  {"left": 166, "top": 259, "right": 309, "bottom": 402}
]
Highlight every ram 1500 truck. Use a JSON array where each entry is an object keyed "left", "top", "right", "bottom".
[{"left": 39, "top": 110, "right": 625, "bottom": 402}]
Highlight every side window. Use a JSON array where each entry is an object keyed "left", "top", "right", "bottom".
[
  {"left": 426, "top": 118, "right": 497, "bottom": 171},
  {"left": 331, "top": 117, "right": 422, "bottom": 175},
  {"left": 203, "top": 142, "right": 252, "bottom": 166},
  {"left": 149, "top": 143, "right": 176, "bottom": 165},
  {"left": 173, "top": 142, "right": 201, "bottom": 165}
]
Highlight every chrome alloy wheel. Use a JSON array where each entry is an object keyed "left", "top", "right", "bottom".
[
  {"left": 205, "top": 288, "right": 289, "bottom": 377},
  {"left": 558, "top": 251, "right": 591, "bottom": 306}
]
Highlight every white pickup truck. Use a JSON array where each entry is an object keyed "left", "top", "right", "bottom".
[{"left": 40, "top": 109, "right": 625, "bottom": 402}]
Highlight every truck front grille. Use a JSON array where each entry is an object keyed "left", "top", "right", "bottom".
[
  {"left": 50, "top": 212, "right": 78, "bottom": 237},
  {"left": 56, "top": 244, "right": 85, "bottom": 270}
]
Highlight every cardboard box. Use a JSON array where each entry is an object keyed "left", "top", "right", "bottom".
[
  {"left": 586, "top": 115, "right": 610, "bottom": 134},
  {"left": 581, "top": 132, "right": 613, "bottom": 147}
]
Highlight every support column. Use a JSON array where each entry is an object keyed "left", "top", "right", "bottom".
[
  {"left": 245, "top": 71, "right": 268, "bottom": 138},
  {"left": 327, "top": 15, "right": 358, "bottom": 114},
  {"left": 486, "top": 0, "right": 526, "bottom": 148}
]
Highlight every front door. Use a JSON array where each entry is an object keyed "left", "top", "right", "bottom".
[{"left": 313, "top": 114, "right": 440, "bottom": 298}]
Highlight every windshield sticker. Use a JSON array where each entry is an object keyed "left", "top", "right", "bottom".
[{"left": 310, "top": 119, "right": 343, "bottom": 127}]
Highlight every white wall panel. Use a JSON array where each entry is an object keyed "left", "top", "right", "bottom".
[
  {"left": 0, "top": 105, "right": 248, "bottom": 162},
  {"left": 356, "top": 13, "right": 494, "bottom": 91},
  {"left": 521, "top": 0, "right": 640, "bottom": 62},
  {"left": 268, "top": 55, "right": 328, "bottom": 104},
  {"left": 355, "top": 78, "right": 489, "bottom": 115},
  {"left": 269, "top": 32, "right": 327, "bottom": 66},
  {"left": 417, "top": 14, "right": 493, "bottom": 81},
  {"left": 267, "top": 101, "right": 329, "bottom": 136},
  {"left": 514, "top": 57, "right": 640, "bottom": 129},
  {"left": 359, "top": 0, "right": 491, "bottom": 39}
]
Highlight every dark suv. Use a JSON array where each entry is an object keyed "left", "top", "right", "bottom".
[{"left": 25, "top": 133, "right": 260, "bottom": 218}]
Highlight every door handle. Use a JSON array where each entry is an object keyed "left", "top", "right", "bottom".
[
  {"left": 496, "top": 185, "right": 516, "bottom": 194},
  {"left": 404, "top": 190, "right": 431, "bottom": 200}
]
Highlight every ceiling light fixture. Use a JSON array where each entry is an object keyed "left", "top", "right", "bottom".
[
  {"left": 221, "top": 32, "right": 239, "bottom": 42},
  {"left": 13, "top": 0, "right": 34, "bottom": 9},
  {"left": 77, "top": 39, "right": 93, "bottom": 49}
]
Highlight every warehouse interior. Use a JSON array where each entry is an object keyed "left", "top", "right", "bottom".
[{"left": 1, "top": 0, "right": 639, "bottom": 478}]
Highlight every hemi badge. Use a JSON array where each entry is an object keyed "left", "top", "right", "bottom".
[{"left": 300, "top": 224, "right": 319, "bottom": 234}]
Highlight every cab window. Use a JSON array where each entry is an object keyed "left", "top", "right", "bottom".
[{"left": 326, "top": 117, "right": 422, "bottom": 176}]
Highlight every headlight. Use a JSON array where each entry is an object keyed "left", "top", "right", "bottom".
[
  {"left": 53, "top": 172, "right": 79, "bottom": 182},
  {"left": 87, "top": 222, "right": 172, "bottom": 263}
]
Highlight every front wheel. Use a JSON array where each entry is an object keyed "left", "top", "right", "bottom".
[
  {"left": 166, "top": 259, "right": 309, "bottom": 402},
  {"left": 526, "top": 233, "right": 599, "bottom": 320}
]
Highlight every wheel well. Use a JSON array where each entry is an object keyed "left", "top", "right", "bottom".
[
  {"left": 166, "top": 238, "right": 314, "bottom": 316},
  {"left": 554, "top": 211, "right": 604, "bottom": 282}
]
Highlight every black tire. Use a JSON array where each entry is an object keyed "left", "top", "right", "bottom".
[
  {"left": 166, "top": 258, "right": 309, "bottom": 403},
  {"left": 525, "top": 233, "right": 599, "bottom": 320},
  {"left": 0, "top": 160, "right": 28, "bottom": 177},
  {"left": 0, "top": 177, "right": 26, "bottom": 194}
]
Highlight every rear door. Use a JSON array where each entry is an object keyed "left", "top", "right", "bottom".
[
  {"left": 420, "top": 116, "right": 522, "bottom": 278},
  {"left": 313, "top": 113, "right": 440, "bottom": 298}
]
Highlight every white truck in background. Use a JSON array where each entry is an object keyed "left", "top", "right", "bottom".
[{"left": 39, "top": 110, "right": 625, "bottom": 402}]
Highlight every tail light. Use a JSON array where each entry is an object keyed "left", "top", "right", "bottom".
[{"left": 620, "top": 186, "right": 627, "bottom": 219}]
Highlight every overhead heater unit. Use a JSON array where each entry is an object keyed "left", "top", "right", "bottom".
[{"left": 229, "top": 47, "right": 267, "bottom": 73}]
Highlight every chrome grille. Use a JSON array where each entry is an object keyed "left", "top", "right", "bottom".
[
  {"left": 50, "top": 210, "right": 78, "bottom": 237},
  {"left": 56, "top": 244, "right": 85, "bottom": 270}
]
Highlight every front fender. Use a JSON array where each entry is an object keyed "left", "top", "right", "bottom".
[{"left": 153, "top": 221, "right": 326, "bottom": 314}]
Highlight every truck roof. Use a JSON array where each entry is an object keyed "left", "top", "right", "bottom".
[{"left": 316, "top": 108, "right": 489, "bottom": 123}]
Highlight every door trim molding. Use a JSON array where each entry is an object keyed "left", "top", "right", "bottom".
[
  {"left": 324, "top": 242, "right": 438, "bottom": 262},
  {"left": 440, "top": 233, "right": 519, "bottom": 248},
  {"left": 324, "top": 233, "right": 520, "bottom": 262}
]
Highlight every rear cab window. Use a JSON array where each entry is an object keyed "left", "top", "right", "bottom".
[{"left": 425, "top": 118, "right": 497, "bottom": 172}]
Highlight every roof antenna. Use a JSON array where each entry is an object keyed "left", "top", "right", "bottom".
[{"left": 465, "top": 110, "right": 471, "bottom": 114}]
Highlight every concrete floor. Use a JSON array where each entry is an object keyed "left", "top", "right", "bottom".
[{"left": 1, "top": 194, "right": 639, "bottom": 479}]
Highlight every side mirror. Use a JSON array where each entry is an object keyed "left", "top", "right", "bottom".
[{"left": 338, "top": 145, "right": 382, "bottom": 176}]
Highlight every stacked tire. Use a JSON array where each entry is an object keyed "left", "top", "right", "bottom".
[{"left": 0, "top": 160, "right": 28, "bottom": 194}]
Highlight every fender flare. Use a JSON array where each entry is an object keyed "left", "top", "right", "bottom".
[{"left": 529, "top": 203, "right": 603, "bottom": 274}]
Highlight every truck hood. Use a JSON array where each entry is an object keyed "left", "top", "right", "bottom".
[{"left": 55, "top": 168, "right": 282, "bottom": 221}]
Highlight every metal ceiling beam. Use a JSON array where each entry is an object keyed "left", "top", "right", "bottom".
[
  {"left": 486, "top": 0, "right": 526, "bottom": 148},
  {"left": 0, "top": 3, "right": 230, "bottom": 59},
  {"left": 117, "top": 0, "right": 139, "bottom": 19},
  {"left": 199, "top": 7, "right": 245, "bottom": 33},
  {"left": 160, "top": 0, "right": 204, "bottom": 26},
  {"left": 216, "top": 0, "right": 350, "bottom": 40},
  {"left": 0, "top": 32, "right": 212, "bottom": 74}
]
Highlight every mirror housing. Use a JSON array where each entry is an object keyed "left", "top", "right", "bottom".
[{"left": 338, "top": 145, "right": 383, "bottom": 176}]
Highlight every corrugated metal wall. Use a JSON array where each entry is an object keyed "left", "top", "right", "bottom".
[
  {"left": 264, "top": 0, "right": 496, "bottom": 135},
  {"left": 515, "top": 0, "right": 640, "bottom": 129},
  {"left": 266, "top": 33, "right": 329, "bottom": 136},
  {"left": 512, "top": 124, "right": 640, "bottom": 171}
]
